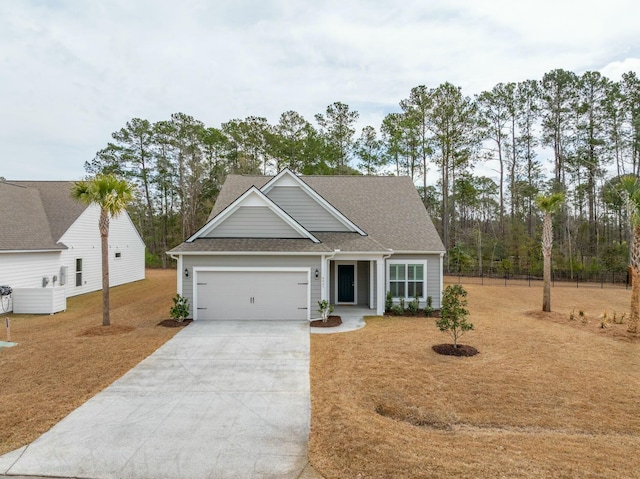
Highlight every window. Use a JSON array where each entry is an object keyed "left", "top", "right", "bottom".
[
  {"left": 387, "top": 260, "right": 426, "bottom": 299},
  {"left": 75, "top": 258, "right": 83, "bottom": 287},
  {"left": 115, "top": 252, "right": 122, "bottom": 258}
]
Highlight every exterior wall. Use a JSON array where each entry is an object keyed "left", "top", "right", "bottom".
[
  {"left": 181, "top": 255, "right": 323, "bottom": 318},
  {"left": 0, "top": 251, "right": 62, "bottom": 312},
  {"left": 387, "top": 254, "right": 442, "bottom": 309},
  {"left": 208, "top": 206, "right": 304, "bottom": 238},
  {"left": 265, "top": 186, "right": 350, "bottom": 231},
  {"left": 12, "top": 287, "right": 66, "bottom": 314},
  {"left": 58, "top": 204, "right": 146, "bottom": 298},
  {"left": 357, "top": 260, "right": 369, "bottom": 307}
]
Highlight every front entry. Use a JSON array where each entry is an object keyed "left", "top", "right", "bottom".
[{"left": 337, "top": 264, "right": 355, "bottom": 303}]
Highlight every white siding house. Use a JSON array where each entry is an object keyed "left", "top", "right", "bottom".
[{"left": 0, "top": 181, "right": 145, "bottom": 314}]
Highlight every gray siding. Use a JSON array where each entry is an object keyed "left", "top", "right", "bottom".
[
  {"left": 388, "top": 254, "right": 442, "bottom": 308},
  {"left": 209, "top": 206, "right": 305, "bottom": 238},
  {"left": 266, "top": 186, "right": 350, "bottom": 231},
  {"left": 182, "top": 255, "right": 322, "bottom": 318}
]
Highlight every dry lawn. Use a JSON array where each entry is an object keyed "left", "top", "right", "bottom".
[
  {"left": 309, "top": 279, "right": 640, "bottom": 479},
  {"left": 0, "top": 269, "right": 179, "bottom": 455}
]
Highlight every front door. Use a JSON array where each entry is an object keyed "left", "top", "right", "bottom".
[{"left": 337, "top": 264, "right": 355, "bottom": 303}]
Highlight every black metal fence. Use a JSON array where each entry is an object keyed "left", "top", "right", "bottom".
[{"left": 443, "top": 267, "right": 630, "bottom": 289}]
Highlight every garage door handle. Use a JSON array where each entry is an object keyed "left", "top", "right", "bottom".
[
  {"left": 197, "top": 282, "right": 207, "bottom": 285},
  {"left": 298, "top": 307, "right": 308, "bottom": 310},
  {"left": 298, "top": 282, "right": 308, "bottom": 285},
  {"left": 197, "top": 307, "right": 207, "bottom": 310}
]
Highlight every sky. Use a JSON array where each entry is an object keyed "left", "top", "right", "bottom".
[{"left": 1, "top": 0, "right": 639, "bottom": 181}]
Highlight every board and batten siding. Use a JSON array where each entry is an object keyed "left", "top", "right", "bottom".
[
  {"left": 208, "top": 206, "right": 305, "bottom": 238},
  {"left": 388, "top": 254, "right": 442, "bottom": 309},
  {"left": 182, "top": 255, "right": 322, "bottom": 319},
  {"left": 58, "top": 204, "right": 146, "bottom": 298},
  {"left": 265, "top": 186, "right": 350, "bottom": 231}
]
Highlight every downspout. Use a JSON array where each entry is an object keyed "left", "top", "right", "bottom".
[{"left": 439, "top": 252, "right": 444, "bottom": 309}]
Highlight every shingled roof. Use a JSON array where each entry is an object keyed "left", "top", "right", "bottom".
[
  {"left": 171, "top": 174, "right": 445, "bottom": 254},
  {"left": 0, "top": 181, "right": 87, "bottom": 251}
]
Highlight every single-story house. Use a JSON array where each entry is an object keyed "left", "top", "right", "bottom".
[
  {"left": 168, "top": 169, "right": 445, "bottom": 321},
  {"left": 0, "top": 180, "right": 145, "bottom": 314}
]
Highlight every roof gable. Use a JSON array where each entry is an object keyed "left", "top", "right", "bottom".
[
  {"left": 202, "top": 175, "right": 445, "bottom": 253},
  {"left": 260, "top": 169, "right": 366, "bottom": 235},
  {"left": 0, "top": 181, "right": 79, "bottom": 251},
  {"left": 188, "top": 187, "right": 320, "bottom": 243}
]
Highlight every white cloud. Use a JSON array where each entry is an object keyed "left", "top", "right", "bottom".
[{"left": 0, "top": 0, "right": 639, "bottom": 180}]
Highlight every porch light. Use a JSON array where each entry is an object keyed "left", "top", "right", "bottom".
[
  {"left": 184, "top": 268, "right": 189, "bottom": 278},
  {"left": 315, "top": 269, "right": 319, "bottom": 279}
]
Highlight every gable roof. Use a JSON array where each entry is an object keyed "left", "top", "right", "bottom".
[
  {"left": 260, "top": 169, "right": 366, "bottom": 235},
  {"left": 174, "top": 173, "right": 445, "bottom": 254},
  {"left": 187, "top": 186, "right": 320, "bottom": 243},
  {"left": 0, "top": 181, "right": 87, "bottom": 251}
]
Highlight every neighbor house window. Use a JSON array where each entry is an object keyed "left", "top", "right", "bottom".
[
  {"left": 115, "top": 252, "right": 121, "bottom": 258},
  {"left": 75, "top": 258, "right": 83, "bottom": 287},
  {"left": 387, "top": 260, "right": 426, "bottom": 299}
]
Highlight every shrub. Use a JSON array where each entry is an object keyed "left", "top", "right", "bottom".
[
  {"left": 599, "top": 311, "right": 611, "bottom": 329},
  {"left": 317, "top": 300, "right": 334, "bottom": 323},
  {"left": 169, "top": 294, "right": 189, "bottom": 322},
  {"left": 424, "top": 296, "right": 434, "bottom": 317},
  {"left": 569, "top": 309, "right": 576, "bottom": 321},
  {"left": 390, "top": 304, "right": 404, "bottom": 316},
  {"left": 407, "top": 294, "right": 419, "bottom": 316},
  {"left": 579, "top": 310, "right": 588, "bottom": 325},
  {"left": 385, "top": 291, "right": 393, "bottom": 312},
  {"left": 435, "top": 285, "right": 473, "bottom": 348}
]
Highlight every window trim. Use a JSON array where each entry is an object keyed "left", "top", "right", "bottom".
[
  {"left": 75, "top": 258, "right": 83, "bottom": 287},
  {"left": 386, "top": 259, "right": 427, "bottom": 300}
]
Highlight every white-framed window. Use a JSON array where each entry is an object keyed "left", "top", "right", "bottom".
[
  {"left": 387, "top": 259, "right": 426, "bottom": 299},
  {"left": 75, "top": 258, "right": 83, "bottom": 287}
]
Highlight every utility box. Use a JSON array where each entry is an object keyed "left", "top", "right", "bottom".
[{"left": 12, "top": 287, "right": 66, "bottom": 314}]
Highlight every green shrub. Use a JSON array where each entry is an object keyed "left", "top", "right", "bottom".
[
  {"left": 390, "top": 304, "right": 404, "bottom": 316},
  {"left": 317, "top": 300, "right": 334, "bottom": 322},
  {"left": 435, "top": 285, "right": 473, "bottom": 348},
  {"left": 169, "top": 294, "right": 189, "bottom": 322},
  {"left": 385, "top": 291, "right": 393, "bottom": 312},
  {"left": 407, "top": 294, "right": 419, "bottom": 316},
  {"left": 424, "top": 296, "right": 434, "bottom": 317}
]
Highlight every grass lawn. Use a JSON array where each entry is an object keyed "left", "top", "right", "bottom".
[
  {"left": 309, "top": 279, "right": 640, "bottom": 479},
  {"left": 0, "top": 269, "right": 180, "bottom": 456}
]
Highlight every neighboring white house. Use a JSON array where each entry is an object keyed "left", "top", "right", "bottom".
[
  {"left": 0, "top": 181, "right": 145, "bottom": 314},
  {"left": 168, "top": 169, "right": 445, "bottom": 321}
]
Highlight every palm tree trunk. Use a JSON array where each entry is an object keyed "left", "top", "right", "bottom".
[
  {"left": 542, "top": 213, "right": 552, "bottom": 312},
  {"left": 100, "top": 208, "right": 110, "bottom": 327},
  {"left": 629, "top": 223, "right": 640, "bottom": 333}
]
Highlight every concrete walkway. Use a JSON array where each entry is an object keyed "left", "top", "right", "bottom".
[{"left": 0, "top": 321, "right": 311, "bottom": 479}]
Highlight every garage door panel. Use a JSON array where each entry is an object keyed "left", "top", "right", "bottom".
[{"left": 196, "top": 270, "right": 309, "bottom": 320}]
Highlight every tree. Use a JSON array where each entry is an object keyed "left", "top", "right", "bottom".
[
  {"left": 536, "top": 192, "right": 564, "bottom": 312},
  {"left": 435, "top": 284, "right": 473, "bottom": 348},
  {"left": 355, "top": 125, "right": 383, "bottom": 175},
  {"left": 617, "top": 175, "right": 640, "bottom": 334},
  {"left": 71, "top": 174, "right": 133, "bottom": 326},
  {"left": 315, "top": 102, "right": 359, "bottom": 172}
]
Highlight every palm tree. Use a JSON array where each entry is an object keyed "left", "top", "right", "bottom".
[
  {"left": 71, "top": 174, "right": 133, "bottom": 326},
  {"left": 536, "top": 193, "right": 564, "bottom": 312},
  {"left": 617, "top": 175, "right": 640, "bottom": 334}
]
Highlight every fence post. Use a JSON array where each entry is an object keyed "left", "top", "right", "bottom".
[
  {"left": 577, "top": 273, "right": 579, "bottom": 288},
  {"left": 601, "top": 273, "right": 604, "bottom": 289},
  {"left": 528, "top": 270, "right": 531, "bottom": 287}
]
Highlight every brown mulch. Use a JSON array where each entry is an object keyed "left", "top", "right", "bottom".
[
  {"left": 431, "top": 343, "right": 479, "bottom": 356},
  {"left": 310, "top": 315, "right": 342, "bottom": 328},
  {"left": 157, "top": 319, "right": 193, "bottom": 328}
]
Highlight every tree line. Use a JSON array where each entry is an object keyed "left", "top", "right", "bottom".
[{"left": 86, "top": 69, "right": 640, "bottom": 275}]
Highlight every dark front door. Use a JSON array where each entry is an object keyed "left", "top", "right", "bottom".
[{"left": 337, "top": 264, "right": 355, "bottom": 303}]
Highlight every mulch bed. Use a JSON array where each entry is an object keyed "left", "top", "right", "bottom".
[
  {"left": 310, "top": 315, "right": 342, "bottom": 328},
  {"left": 431, "top": 343, "right": 479, "bottom": 356},
  {"left": 157, "top": 319, "right": 193, "bottom": 328},
  {"left": 384, "top": 310, "right": 441, "bottom": 318}
]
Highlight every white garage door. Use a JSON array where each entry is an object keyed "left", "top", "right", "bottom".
[{"left": 195, "top": 270, "right": 309, "bottom": 320}]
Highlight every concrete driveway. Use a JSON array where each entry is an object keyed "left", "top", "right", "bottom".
[{"left": 0, "top": 321, "right": 311, "bottom": 479}]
